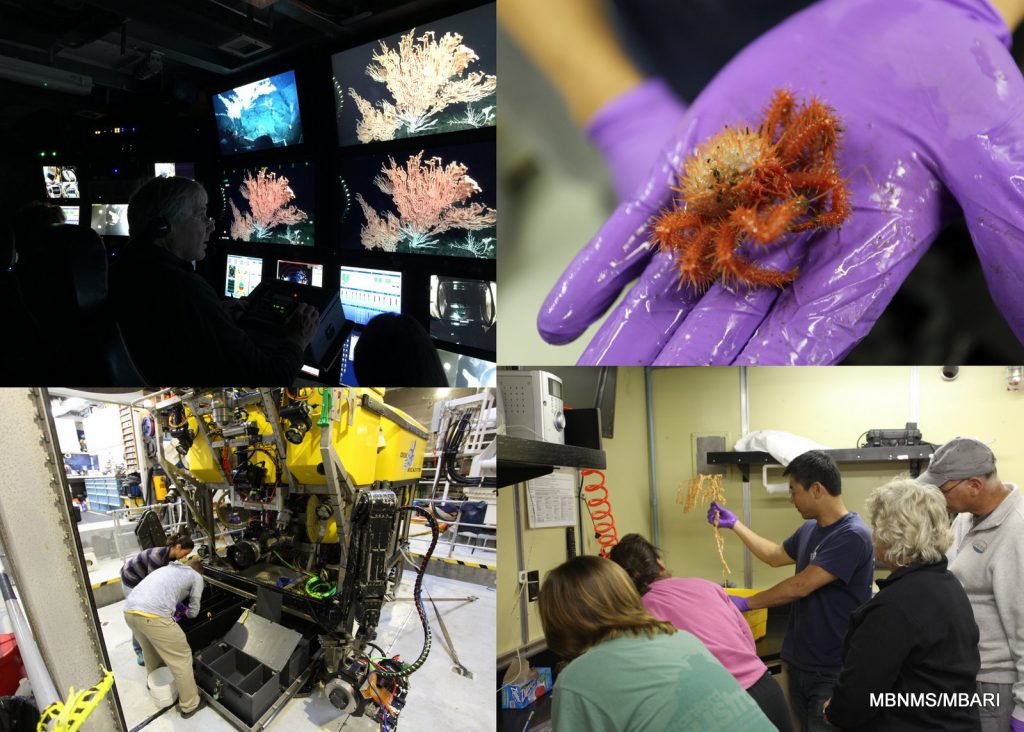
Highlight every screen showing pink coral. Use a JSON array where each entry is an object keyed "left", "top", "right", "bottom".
[
  {"left": 330, "top": 3, "right": 495, "bottom": 147},
  {"left": 336, "top": 140, "right": 495, "bottom": 259},
  {"left": 218, "top": 161, "right": 315, "bottom": 246}
]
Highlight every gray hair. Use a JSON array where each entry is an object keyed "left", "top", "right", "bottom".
[
  {"left": 866, "top": 478, "right": 952, "bottom": 567},
  {"left": 128, "top": 176, "right": 205, "bottom": 242}
]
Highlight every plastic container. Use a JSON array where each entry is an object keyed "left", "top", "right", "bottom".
[
  {"left": 724, "top": 588, "right": 768, "bottom": 640},
  {"left": 147, "top": 667, "right": 178, "bottom": 707}
]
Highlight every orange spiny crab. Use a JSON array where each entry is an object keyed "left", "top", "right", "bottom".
[{"left": 652, "top": 89, "right": 851, "bottom": 290}]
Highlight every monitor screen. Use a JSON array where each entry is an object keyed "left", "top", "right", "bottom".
[
  {"left": 43, "top": 165, "right": 79, "bottom": 199},
  {"left": 429, "top": 276, "right": 495, "bottom": 352},
  {"left": 338, "top": 331, "right": 360, "bottom": 386},
  {"left": 90, "top": 203, "right": 129, "bottom": 236},
  {"left": 225, "top": 254, "right": 263, "bottom": 299},
  {"left": 154, "top": 162, "right": 196, "bottom": 180},
  {"left": 60, "top": 206, "right": 80, "bottom": 226},
  {"left": 214, "top": 70, "right": 304, "bottom": 155},
  {"left": 437, "top": 349, "right": 495, "bottom": 387},
  {"left": 219, "top": 161, "right": 314, "bottom": 246},
  {"left": 277, "top": 259, "right": 323, "bottom": 287},
  {"left": 337, "top": 141, "right": 494, "bottom": 259},
  {"left": 338, "top": 266, "right": 402, "bottom": 326},
  {"left": 331, "top": 3, "right": 495, "bottom": 146}
]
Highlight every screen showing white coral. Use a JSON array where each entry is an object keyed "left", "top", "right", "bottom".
[{"left": 331, "top": 3, "right": 495, "bottom": 147}]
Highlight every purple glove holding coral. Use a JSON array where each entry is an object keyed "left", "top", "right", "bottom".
[
  {"left": 707, "top": 501, "right": 737, "bottom": 529},
  {"left": 539, "top": 0, "right": 1024, "bottom": 364}
]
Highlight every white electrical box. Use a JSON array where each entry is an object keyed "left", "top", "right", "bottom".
[{"left": 498, "top": 370, "right": 565, "bottom": 444}]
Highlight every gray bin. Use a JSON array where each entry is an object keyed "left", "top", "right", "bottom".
[{"left": 197, "top": 645, "right": 279, "bottom": 726}]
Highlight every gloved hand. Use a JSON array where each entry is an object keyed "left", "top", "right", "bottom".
[
  {"left": 728, "top": 594, "right": 750, "bottom": 613},
  {"left": 539, "top": 0, "right": 1024, "bottom": 364},
  {"left": 1010, "top": 716, "right": 1024, "bottom": 732},
  {"left": 173, "top": 602, "right": 188, "bottom": 623},
  {"left": 707, "top": 501, "right": 737, "bottom": 529},
  {"left": 585, "top": 78, "right": 689, "bottom": 202}
]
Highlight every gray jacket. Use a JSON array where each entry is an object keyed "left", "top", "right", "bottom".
[
  {"left": 948, "top": 484, "right": 1024, "bottom": 718},
  {"left": 124, "top": 562, "right": 203, "bottom": 619}
]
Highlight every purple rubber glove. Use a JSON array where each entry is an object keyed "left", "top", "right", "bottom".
[
  {"left": 539, "top": 0, "right": 1024, "bottom": 365},
  {"left": 1011, "top": 717, "right": 1024, "bottom": 732},
  {"left": 585, "top": 78, "right": 689, "bottom": 202},
  {"left": 173, "top": 602, "right": 188, "bottom": 623},
  {"left": 728, "top": 594, "right": 750, "bottom": 613},
  {"left": 707, "top": 501, "right": 737, "bottom": 529}
]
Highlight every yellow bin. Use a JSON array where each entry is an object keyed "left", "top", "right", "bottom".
[{"left": 725, "top": 588, "right": 768, "bottom": 640}]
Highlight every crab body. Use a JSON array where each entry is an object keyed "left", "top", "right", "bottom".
[{"left": 652, "top": 90, "right": 851, "bottom": 290}]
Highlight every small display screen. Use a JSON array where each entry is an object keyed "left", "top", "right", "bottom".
[
  {"left": 437, "top": 349, "right": 495, "bottom": 387},
  {"left": 154, "top": 162, "right": 196, "bottom": 180},
  {"left": 277, "top": 259, "right": 323, "bottom": 288},
  {"left": 338, "top": 331, "right": 360, "bottom": 386},
  {"left": 60, "top": 206, "right": 81, "bottom": 225},
  {"left": 548, "top": 377, "right": 562, "bottom": 399},
  {"left": 44, "top": 165, "right": 79, "bottom": 199},
  {"left": 429, "top": 275, "right": 495, "bottom": 352},
  {"left": 339, "top": 266, "right": 402, "bottom": 326},
  {"left": 225, "top": 254, "right": 263, "bottom": 299},
  {"left": 90, "top": 203, "right": 129, "bottom": 236}
]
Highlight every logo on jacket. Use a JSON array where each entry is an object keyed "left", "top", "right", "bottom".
[{"left": 972, "top": 541, "right": 988, "bottom": 554}]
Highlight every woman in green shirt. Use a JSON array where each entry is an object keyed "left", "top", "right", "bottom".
[{"left": 539, "top": 556, "right": 775, "bottom": 731}]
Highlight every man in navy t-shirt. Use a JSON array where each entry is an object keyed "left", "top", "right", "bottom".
[{"left": 707, "top": 450, "right": 873, "bottom": 732}]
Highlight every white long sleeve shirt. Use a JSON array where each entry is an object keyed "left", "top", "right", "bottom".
[{"left": 123, "top": 562, "right": 203, "bottom": 619}]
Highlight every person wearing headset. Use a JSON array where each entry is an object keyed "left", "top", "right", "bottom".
[{"left": 110, "top": 175, "right": 318, "bottom": 383}]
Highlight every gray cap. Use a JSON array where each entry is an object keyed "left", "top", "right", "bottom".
[{"left": 917, "top": 437, "right": 996, "bottom": 487}]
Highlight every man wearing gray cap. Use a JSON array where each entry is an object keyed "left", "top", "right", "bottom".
[{"left": 918, "top": 437, "right": 1024, "bottom": 732}]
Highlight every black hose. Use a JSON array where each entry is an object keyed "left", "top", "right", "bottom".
[{"left": 372, "top": 505, "right": 438, "bottom": 678}]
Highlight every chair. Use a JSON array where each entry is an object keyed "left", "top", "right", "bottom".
[{"left": 14, "top": 224, "right": 144, "bottom": 384}]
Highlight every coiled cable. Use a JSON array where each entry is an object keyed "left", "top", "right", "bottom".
[{"left": 581, "top": 469, "right": 619, "bottom": 557}]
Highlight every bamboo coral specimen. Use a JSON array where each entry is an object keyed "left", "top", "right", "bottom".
[
  {"left": 356, "top": 151, "right": 497, "bottom": 254},
  {"left": 229, "top": 168, "right": 308, "bottom": 241},
  {"left": 679, "top": 474, "right": 731, "bottom": 581},
  {"left": 348, "top": 29, "right": 497, "bottom": 143},
  {"left": 653, "top": 89, "right": 851, "bottom": 290}
]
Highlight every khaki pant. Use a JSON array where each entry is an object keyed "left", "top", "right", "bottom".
[{"left": 124, "top": 613, "right": 200, "bottom": 713}]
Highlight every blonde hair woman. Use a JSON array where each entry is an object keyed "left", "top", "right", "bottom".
[
  {"left": 824, "top": 479, "right": 980, "bottom": 731},
  {"left": 538, "top": 556, "right": 774, "bottom": 731}
]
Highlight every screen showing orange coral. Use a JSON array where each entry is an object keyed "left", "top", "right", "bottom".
[{"left": 217, "top": 160, "right": 315, "bottom": 246}]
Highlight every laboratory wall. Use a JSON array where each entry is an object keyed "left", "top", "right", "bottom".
[
  {"left": 650, "top": 366, "right": 1024, "bottom": 590},
  {"left": 498, "top": 367, "right": 652, "bottom": 658}
]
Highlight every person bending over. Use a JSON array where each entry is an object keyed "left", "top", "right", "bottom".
[
  {"left": 120, "top": 532, "right": 194, "bottom": 665},
  {"left": 609, "top": 533, "right": 792, "bottom": 731},
  {"left": 825, "top": 479, "right": 980, "bottom": 731},
  {"left": 123, "top": 558, "right": 205, "bottom": 719},
  {"left": 538, "top": 555, "right": 774, "bottom": 731},
  {"left": 110, "top": 176, "right": 318, "bottom": 383},
  {"left": 708, "top": 450, "right": 873, "bottom": 731}
]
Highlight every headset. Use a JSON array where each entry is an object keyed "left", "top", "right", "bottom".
[{"left": 138, "top": 176, "right": 172, "bottom": 242}]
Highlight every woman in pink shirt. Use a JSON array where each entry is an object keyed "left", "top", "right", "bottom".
[{"left": 610, "top": 533, "right": 793, "bottom": 731}]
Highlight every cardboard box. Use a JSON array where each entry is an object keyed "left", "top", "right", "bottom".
[{"left": 500, "top": 667, "right": 553, "bottom": 709}]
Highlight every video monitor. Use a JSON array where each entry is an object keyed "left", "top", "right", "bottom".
[
  {"left": 154, "top": 162, "right": 196, "bottom": 180},
  {"left": 219, "top": 161, "right": 314, "bottom": 246},
  {"left": 331, "top": 3, "right": 495, "bottom": 146},
  {"left": 60, "top": 206, "right": 80, "bottom": 225},
  {"left": 90, "top": 203, "right": 129, "bottom": 236},
  {"left": 338, "top": 331, "right": 360, "bottom": 386},
  {"left": 214, "top": 70, "right": 304, "bottom": 155},
  {"left": 437, "top": 349, "right": 495, "bottom": 387},
  {"left": 338, "top": 141, "right": 494, "bottom": 259},
  {"left": 43, "top": 165, "right": 79, "bottom": 199},
  {"left": 429, "top": 275, "right": 495, "bottom": 352},
  {"left": 277, "top": 259, "right": 323, "bottom": 287},
  {"left": 225, "top": 254, "right": 263, "bottom": 299},
  {"left": 338, "top": 266, "right": 402, "bottom": 326}
]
